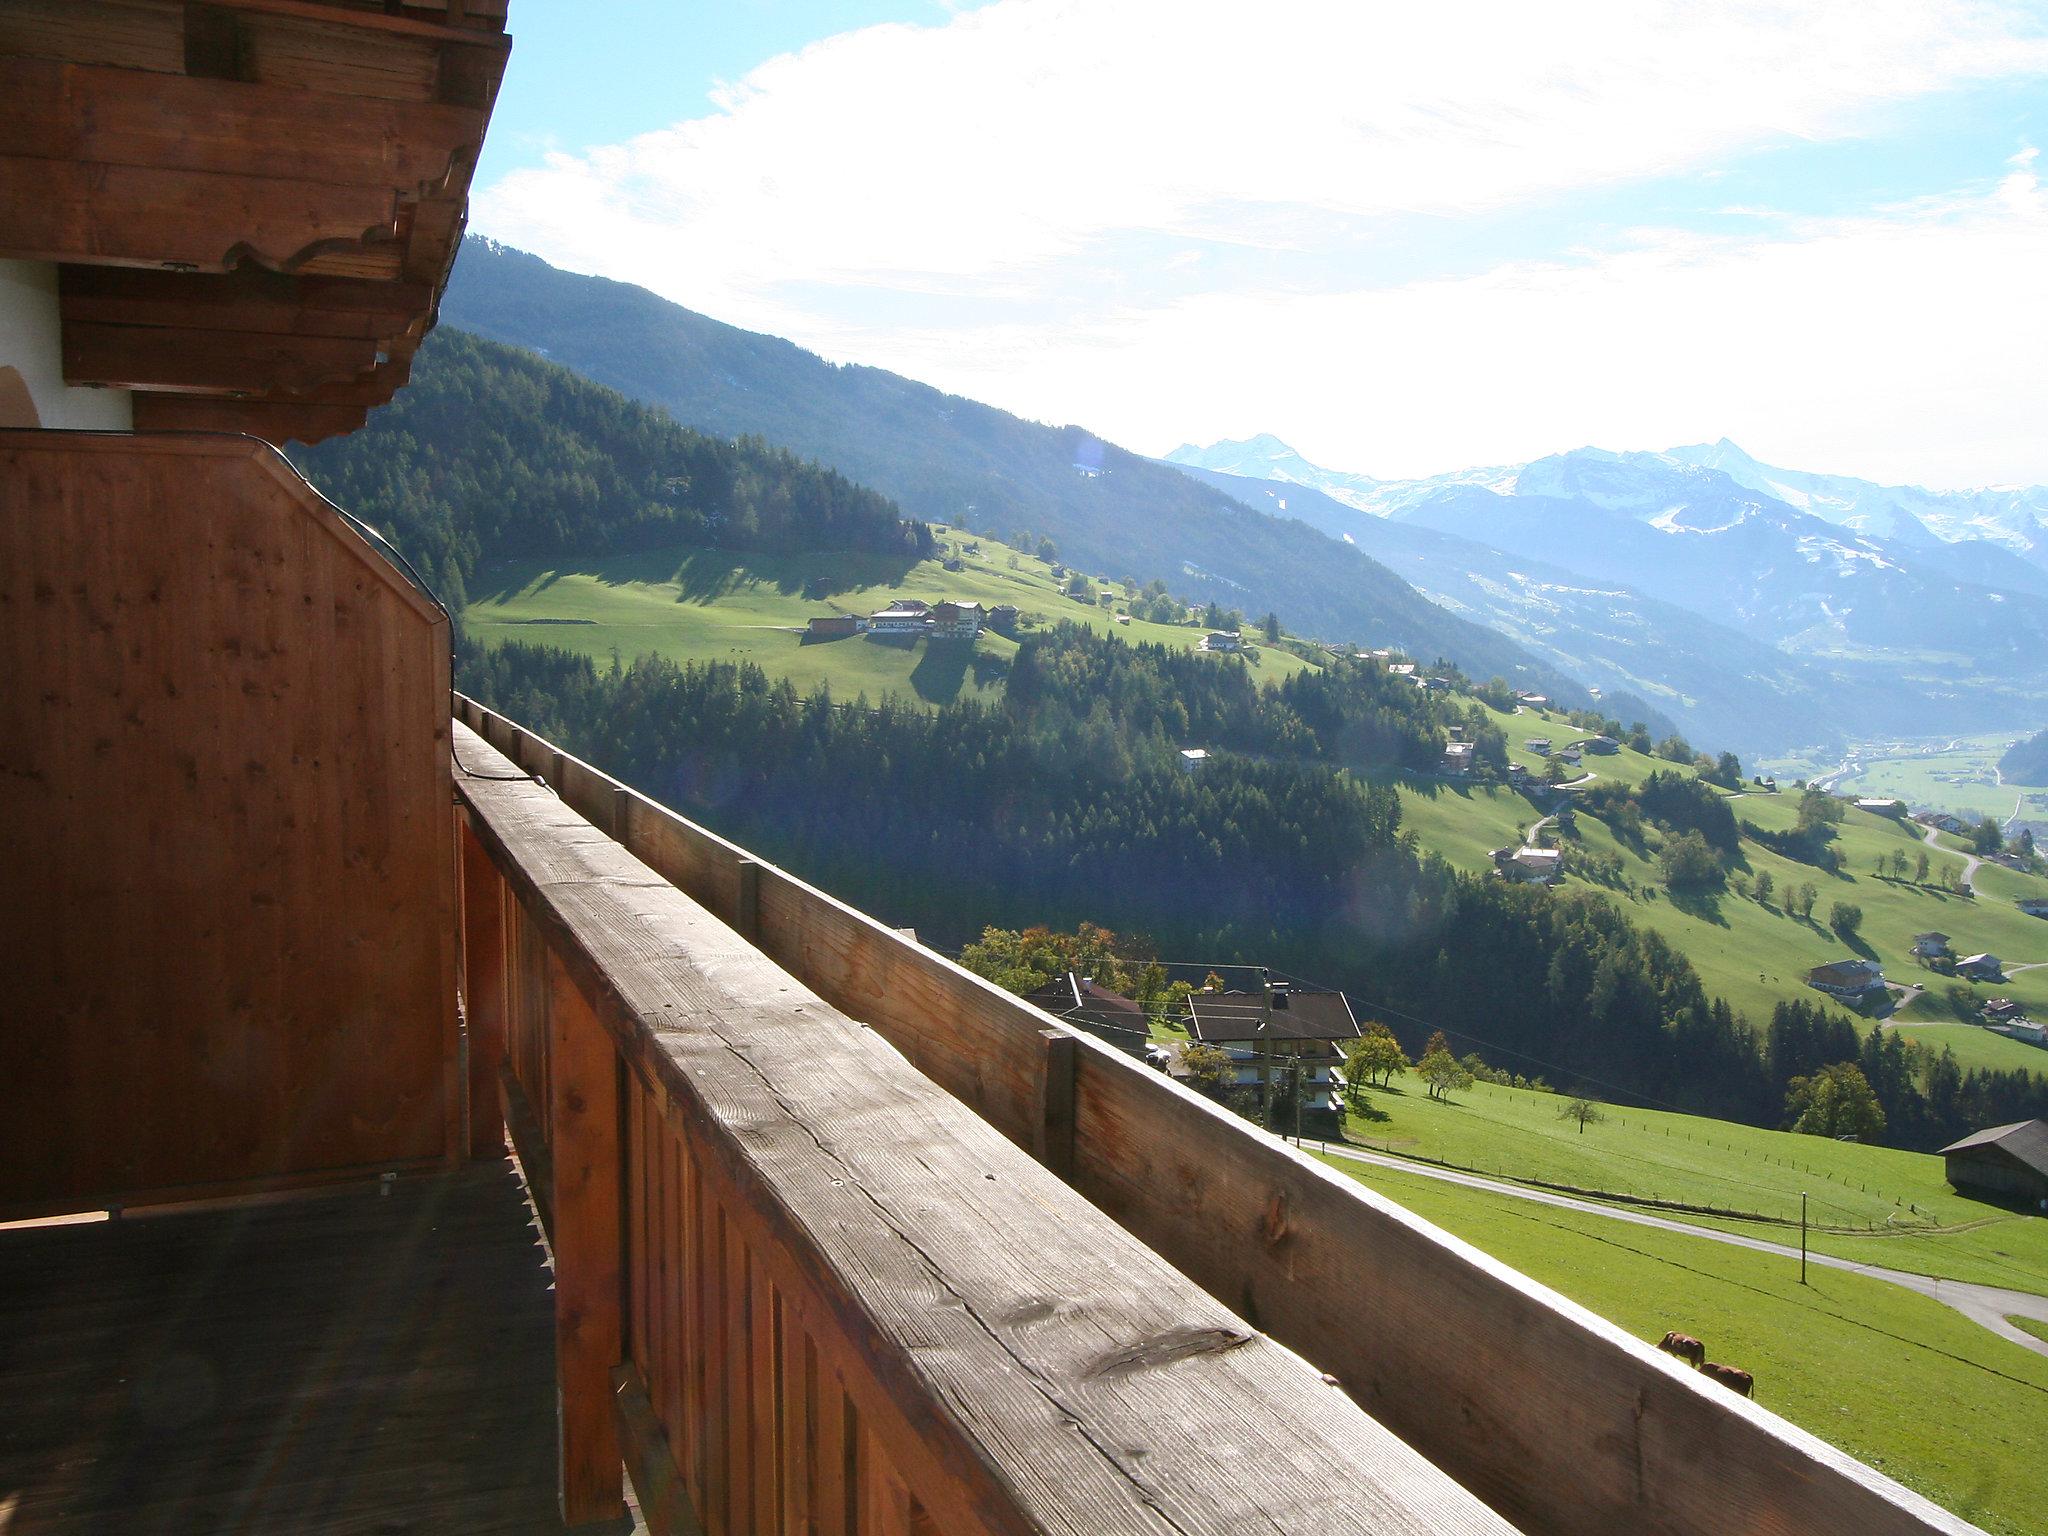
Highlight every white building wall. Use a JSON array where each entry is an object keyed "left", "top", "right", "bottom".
[{"left": 0, "top": 260, "right": 132, "bottom": 431}]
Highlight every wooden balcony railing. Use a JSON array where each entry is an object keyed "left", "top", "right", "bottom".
[
  {"left": 453, "top": 698, "right": 1984, "bottom": 1536},
  {"left": 453, "top": 719, "right": 1520, "bottom": 1536}
]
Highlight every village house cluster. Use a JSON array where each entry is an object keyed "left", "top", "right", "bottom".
[{"left": 805, "top": 597, "right": 1016, "bottom": 641}]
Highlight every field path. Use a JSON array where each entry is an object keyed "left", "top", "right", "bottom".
[{"left": 1318, "top": 1141, "right": 2048, "bottom": 1358}]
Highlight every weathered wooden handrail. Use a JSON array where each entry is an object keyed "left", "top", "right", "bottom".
[
  {"left": 454, "top": 697, "right": 1983, "bottom": 1536},
  {"left": 453, "top": 721, "right": 1517, "bottom": 1535}
]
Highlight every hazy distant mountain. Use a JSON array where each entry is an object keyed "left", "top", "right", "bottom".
[
  {"left": 1170, "top": 460, "right": 1894, "bottom": 752},
  {"left": 1665, "top": 438, "right": 2048, "bottom": 569},
  {"left": 2001, "top": 726, "right": 2048, "bottom": 787},
  {"left": 442, "top": 240, "right": 1586, "bottom": 700},
  {"left": 1168, "top": 436, "right": 2048, "bottom": 754}
]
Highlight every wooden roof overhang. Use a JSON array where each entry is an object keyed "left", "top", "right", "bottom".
[{"left": 0, "top": 0, "right": 510, "bottom": 443}]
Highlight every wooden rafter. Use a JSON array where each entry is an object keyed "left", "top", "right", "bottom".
[{"left": 0, "top": 0, "right": 509, "bottom": 444}]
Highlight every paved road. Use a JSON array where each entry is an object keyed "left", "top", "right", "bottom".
[
  {"left": 1317, "top": 1141, "right": 2048, "bottom": 1358},
  {"left": 1922, "top": 820, "right": 1986, "bottom": 891}
]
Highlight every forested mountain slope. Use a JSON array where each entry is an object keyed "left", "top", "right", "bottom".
[
  {"left": 295, "top": 328, "right": 932, "bottom": 610},
  {"left": 463, "top": 627, "right": 2048, "bottom": 1152},
  {"left": 2001, "top": 726, "right": 2048, "bottom": 786},
  {"left": 438, "top": 239, "right": 1586, "bottom": 702}
]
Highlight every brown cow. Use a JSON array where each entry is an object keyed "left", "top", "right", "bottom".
[
  {"left": 1700, "top": 1362, "right": 1754, "bottom": 1398},
  {"left": 1657, "top": 1331, "right": 1705, "bottom": 1369}
]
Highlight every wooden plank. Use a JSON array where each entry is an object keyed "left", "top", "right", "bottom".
[
  {"left": 814, "top": 1361, "right": 851, "bottom": 1536},
  {"left": 454, "top": 723, "right": 1521, "bottom": 1536},
  {"left": 0, "top": 55, "right": 485, "bottom": 192},
  {"left": 461, "top": 819, "right": 509, "bottom": 1158},
  {"left": 60, "top": 265, "right": 432, "bottom": 342},
  {"left": 0, "top": 155, "right": 401, "bottom": 273},
  {"left": 612, "top": 1363, "right": 708, "bottom": 1536},
  {"left": 779, "top": 1313, "right": 814, "bottom": 1536},
  {"left": 63, "top": 319, "right": 381, "bottom": 395},
  {"left": 1032, "top": 1028, "right": 1077, "bottom": 1184},
  {"left": 858, "top": 1422, "right": 914, "bottom": 1536},
  {"left": 546, "top": 957, "right": 626, "bottom": 1527},
  {"left": 751, "top": 1257, "right": 779, "bottom": 1527},
  {"left": 0, "top": 1165, "right": 559, "bottom": 1535}
]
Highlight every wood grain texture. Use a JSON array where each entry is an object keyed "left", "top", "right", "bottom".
[
  {"left": 0, "top": 433, "right": 454, "bottom": 1213},
  {"left": 456, "top": 721, "right": 1518, "bottom": 1536},
  {"left": 548, "top": 958, "right": 627, "bottom": 1527},
  {"left": 0, "top": 1161, "right": 562, "bottom": 1534},
  {"left": 452, "top": 696, "right": 1989, "bottom": 1536},
  {"left": 460, "top": 816, "right": 509, "bottom": 1158}
]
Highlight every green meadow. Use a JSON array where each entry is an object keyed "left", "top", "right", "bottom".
[
  {"left": 463, "top": 529, "right": 1323, "bottom": 706},
  {"left": 1336, "top": 1076, "right": 2048, "bottom": 1295},
  {"left": 1324, "top": 1153, "right": 2048, "bottom": 1536}
]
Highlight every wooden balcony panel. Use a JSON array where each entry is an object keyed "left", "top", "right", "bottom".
[
  {"left": 455, "top": 721, "right": 1520, "bottom": 1536},
  {"left": 0, "top": 1164, "right": 568, "bottom": 1535},
  {"left": 0, "top": 433, "right": 455, "bottom": 1214}
]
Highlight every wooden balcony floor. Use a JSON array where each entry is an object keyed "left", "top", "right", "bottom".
[{"left": 0, "top": 1160, "right": 602, "bottom": 1535}]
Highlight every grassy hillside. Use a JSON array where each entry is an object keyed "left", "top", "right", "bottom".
[
  {"left": 1383, "top": 722, "right": 2048, "bottom": 1039},
  {"left": 464, "top": 527, "right": 1324, "bottom": 707},
  {"left": 1323, "top": 1151, "right": 2047, "bottom": 1536},
  {"left": 442, "top": 240, "right": 1588, "bottom": 702},
  {"left": 1336, "top": 1076, "right": 2048, "bottom": 1292}
]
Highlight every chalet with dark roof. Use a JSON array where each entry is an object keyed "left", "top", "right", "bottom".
[
  {"left": 1024, "top": 971, "right": 1150, "bottom": 1057},
  {"left": 1806, "top": 958, "right": 1885, "bottom": 1001}
]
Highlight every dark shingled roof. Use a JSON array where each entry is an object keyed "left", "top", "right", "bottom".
[
  {"left": 1939, "top": 1119, "right": 2048, "bottom": 1178},
  {"left": 1186, "top": 987, "right": 1360, "bottom": 1043}
]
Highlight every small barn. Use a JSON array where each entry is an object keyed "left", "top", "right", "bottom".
[{"left": 1939, "top": 1120, "right": 2048, "bottom": 1205}]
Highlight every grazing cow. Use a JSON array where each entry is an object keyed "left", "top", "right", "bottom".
[
  {"left": 1657, "top": 1331, "right": 1706, "bottom": 1369},
  {"left": 1700, "top": 1362, "right": 1754, "bottom": 1398}
]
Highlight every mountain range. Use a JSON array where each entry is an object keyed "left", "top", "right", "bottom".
[
  {"left": 1169, "top": 437, "right": 2048, "bottom": 754},
  {"left": 440, "top": 240, "right": 1587, "bottom": 707},
  {"left": 439, "top": 238, "right": 2045, "bottom": 759}
]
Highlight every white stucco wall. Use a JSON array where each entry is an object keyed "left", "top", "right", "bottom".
[{"left": 0, "top": 260, "right": 132, "bottom": 430}]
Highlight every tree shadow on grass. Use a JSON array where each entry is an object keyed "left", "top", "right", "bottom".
[
  {"left": 1667, "top": 887, "right": 1731, "bottom": 927},
  {"left": 910, "top": 640, "right": 972, "bottom": 703}
]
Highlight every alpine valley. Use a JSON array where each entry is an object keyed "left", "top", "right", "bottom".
[{"left": 1168, "top": 435, "right": 2048, "bottom": 757}]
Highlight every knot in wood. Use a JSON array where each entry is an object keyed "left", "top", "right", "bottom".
[
  {"left": 1085, "top": 1325, "right": 1251, "bottom": 1378},
  {"left": 1262, "top": 1190, "right": 1289, "bottom": 1246}
]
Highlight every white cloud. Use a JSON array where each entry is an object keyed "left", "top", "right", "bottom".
[
  {"left": 994, "top": 165, "right": 2048, "bottom": 487},
  {"left": 473, "top": 0, "right": 2048, "bottom": 486}
]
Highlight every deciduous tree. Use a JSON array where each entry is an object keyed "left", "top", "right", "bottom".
[
  {"left": 1784, "top": 1062, "right": 1886, "bottom": 1141},
  {"left": 1558, "top": 1096, "right": 1606, "bottom": 1133}
]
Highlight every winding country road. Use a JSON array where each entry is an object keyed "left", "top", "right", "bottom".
[
  {"left": 1316, "top": 1141, "right": 2048, "bottom": 1359},
  {"left": 1921, "top": 820, "right": 1986, "bottom": 891}
]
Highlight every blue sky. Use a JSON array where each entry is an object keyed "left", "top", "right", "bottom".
[{"left": 472, "top": 2, "right": 2048, "bottom": 488}]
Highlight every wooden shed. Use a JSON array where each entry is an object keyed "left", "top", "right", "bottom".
[{"left": 1940, "top": 1119, "right": 2048, "bottom": 1206}]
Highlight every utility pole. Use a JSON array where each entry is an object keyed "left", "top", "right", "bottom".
[{"left": 1800, "top": 1191, "right": 1808, "bottom": 1285}]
